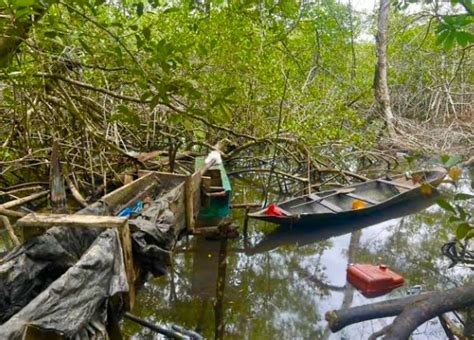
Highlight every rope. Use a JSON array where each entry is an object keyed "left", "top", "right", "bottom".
[{"left": 441, "top": 240, "right": 474, "bottom": 269}]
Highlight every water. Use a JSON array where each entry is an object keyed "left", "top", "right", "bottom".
[{"left": 123, "top": 167, "right": 473, "bottom": 339}]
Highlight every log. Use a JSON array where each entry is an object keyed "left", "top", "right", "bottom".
[
  {"left": 0, "top": 207, "right": 26, "bottom": 218},
  {"left": 378, "top": 285, "right": 474, "bottom": 340},
  {"left": 0, "top": 191, "right": 48, "bottom": 210},
  {"left": 325, "top": 285, "right": 474, "bottom": 338}
]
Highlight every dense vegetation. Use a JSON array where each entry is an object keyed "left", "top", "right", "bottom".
[
  {"left": 1, "top": 1, "right": 472, "bottom": 187},
  {"left": 0, "top": 1, "right": 473, "bottom": 338}
]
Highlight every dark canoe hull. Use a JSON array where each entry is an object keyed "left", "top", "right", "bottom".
[
  {"left": 248, "top": 168, "right": 447, "bottom": 227},
  {"left": 246, "top": 192, "right": 440, "bottom": 255}
]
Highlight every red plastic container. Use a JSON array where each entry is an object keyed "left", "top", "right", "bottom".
[
  {"left": 347, "top": 264, "right": 404, "bottom": 297},
  {"left": 265, "top": 203, "right": 287, "bottom": 217}
]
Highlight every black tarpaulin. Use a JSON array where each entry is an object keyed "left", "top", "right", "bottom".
[
  {"left": 0, "top": 204, "right": 110, "bottom": 323},
  {"left": 0, "top": 229, "right": 127, "bottom": 339}
]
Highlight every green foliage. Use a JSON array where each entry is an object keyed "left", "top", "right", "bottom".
[
  {"left": 440, "top": 154, "right": 463, "bottom": 168},
  {"left": 435, "top": 14, "right": 474, "bottom": 50},
  {"left": 437, "top": 189, "right": 474, "bottom": 241},
  {"left": 0, "top": 0, "right": 378, "bottom": 158}
]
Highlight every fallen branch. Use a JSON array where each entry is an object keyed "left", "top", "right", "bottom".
[
  {"left": 228, "top": 168, "right": 309, "bottom": 183},
  {"left": 325, "top": 285, "right": 474, "bottom": 339},
  {"left": 123, "top": 312, "right": 187, "bottom": 339},
  {"left": 0, "top": 191, "right": 48, "bottom": 210},
  {"left": 0, "top": 215, "right": 20, "bottom": 246}
]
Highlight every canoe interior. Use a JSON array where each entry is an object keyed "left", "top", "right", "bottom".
[{"left": 280, "top": 181, "right": 400, "bottom": 215}]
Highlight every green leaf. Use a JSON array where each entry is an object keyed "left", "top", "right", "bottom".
[
  {"left": 436, "top": 30, "right": 450, "bottom": 46},
  {"left": 444, "top": 31, "right": 456, "bottom": 50},
  {"left": 437, "top": 198, "right": 456, "bottom": 213},
  {"left": 455, "top": 31, "right": 474, "bottom": 47},
  {"left": 110, "top": 111, "right": 140, "bottom": 128},
  {"left": 44, "top": 31, "right": 57, "bottom": 38},
  {"left": 221, "top": 86, "right": 236, "bottom": 97},
  {"left": 456, "top": 223, "right": 472, "bottom": 240},
  {"left": 117, "top": 104, "right": 131, "bottom": 114},
  {"left": 143, "top": 27, "right": 151, "bottom": 40},
  {"left": 454, "top": 193, "right": 474, "bottom": 200},
  {"left": 135, "top": 34, "right": 144, "bottom": 49},
  {"left": 136, "top": 2, "right": 144, "bottom": 16},
  {"left": 163, "top": 7, "right": 179, "bottom": 14},
  {"left": 79, "top": 38, "right": 94, "bottom": 56},
  {"left": 448, "top": 215, "right": 461, "bottom": 223},
  {"left": 149, "top": 94, "right": 161, "bottom": 109},
  {"left": 445, "top": 155, "right": 462, "bottom": 168},
  {"left": 466, "top": 229, "right": 474, "bottom": 240},
  {"left": 140, "top": 91, "right": 153, "bottom": 102},
  {"left": 440, "top": 154, "right": 450, "bottom": 164},
  {"left": 404, "top": 155, "right": 415, "bottom": 164},
  {"left": 13, "top": 0, "right": 37, "bottom": 8}
]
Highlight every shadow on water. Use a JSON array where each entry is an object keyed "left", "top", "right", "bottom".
[{"left": 246, "top": 192, "right": 440, "bottom": 255}]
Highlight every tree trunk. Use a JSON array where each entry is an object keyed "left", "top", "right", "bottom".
[{"left": 374, "top": 0, "right": 395, "bottom": 136}]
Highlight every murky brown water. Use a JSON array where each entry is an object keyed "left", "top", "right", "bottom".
[{"left": 123, "top": 166, "right": 473, "bottom": 339}]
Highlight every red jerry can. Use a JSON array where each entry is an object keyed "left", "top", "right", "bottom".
[{"left": 346, "top": 264, "right": 404, "bottom": 298}]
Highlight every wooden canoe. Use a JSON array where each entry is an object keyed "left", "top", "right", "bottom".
[{"left": 248, "top": 168, "right": 447, "bottom": 227}]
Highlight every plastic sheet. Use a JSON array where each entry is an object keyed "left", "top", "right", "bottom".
[{"left": 0, "top": 230, "right": 127, "bottom": 339}]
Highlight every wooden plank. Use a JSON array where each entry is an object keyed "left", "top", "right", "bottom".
[
  {"left": 208, "top": 186, "right": 225, "bottom": 192},
  {"left": 17, "top": 213, "right": 127, "bottom": 229},
  {"left": 204, "top": 191, "right": 227, "bottom": 198},
  {"left": 308, "top": 194, "right": 343, "bottom": 213},
  {"left": 192, "top": 226, "right": 220, "bottom": 235},
  {"left": 119, "top": 222, "right": 135, "bottom": 311},
  {"left": 201, "top": 176, "right": 211, "bottom": 191},
  {"left": 0, "top": 191, "right": 48, "bottom": 209},
  {"left": 377, "top": 178, "right": 415, "bottom": 190},
  {"left": 184, "top": 176, "right": 194, "bottom": 233},
  {"left": 100, "top": 172, "right": 158, "bottom": 210},
  {"left": 345, "top": 193, "right": 379, "bottom": 205}
]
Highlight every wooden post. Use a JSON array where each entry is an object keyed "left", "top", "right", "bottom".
[
  {"left": 16, "top": 213, "right": 136, "bottom": 311},
  {"left": 118, "top": 221, "right": 135, "bottom": 311},
  {"left": 184, "top": 176, "right": 194, "bottom": 233}
]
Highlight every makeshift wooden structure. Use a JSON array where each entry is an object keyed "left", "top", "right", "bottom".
[{"left": 0, "top": 159, "right": 228, "bottom": 339}]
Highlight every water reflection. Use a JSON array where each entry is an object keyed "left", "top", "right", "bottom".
[
  {"left": 245, "top": 193, "right": 439, "bottom": 255},
  {"left": 123, "top": 169, "right": 473, "bottom": 339}
]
